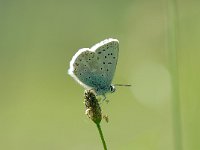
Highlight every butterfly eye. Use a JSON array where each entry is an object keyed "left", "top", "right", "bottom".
[{"left": 109, "top": 85, "right": 116, "bottom": 93}]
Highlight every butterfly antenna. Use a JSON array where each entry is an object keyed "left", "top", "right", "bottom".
[{"left": 114, "top": 84, "right": 131, "bottom": 86}]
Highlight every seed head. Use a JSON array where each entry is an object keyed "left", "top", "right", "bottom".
[{"left": 84, "top": 90, "right": 102, "bottom": 124}]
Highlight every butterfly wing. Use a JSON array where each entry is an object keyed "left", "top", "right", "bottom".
[
  {"left": 68, "top": 38, "right": 119, "bottom": 95},
  {"left": 90, "top": 38, "right": 119, "bottom": 88}
]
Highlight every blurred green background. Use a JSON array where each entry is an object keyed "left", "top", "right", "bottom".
[{"left": 0, "top": 0, "right": 200, "bottom": 150}]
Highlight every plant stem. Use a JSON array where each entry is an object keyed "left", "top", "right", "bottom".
[
  {"left": 167, "top": 0, "right": 183, "bottom": 150},
  {"left": 96, "top": 123, "right": 107, "bottom": 150}
]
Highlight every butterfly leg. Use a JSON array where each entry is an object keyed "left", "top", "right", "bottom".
[
  {"left": 102, "top": 94, "right": 110, "bottom": 103},
  {"left": 102, "top": 94, "right": 106, "bottom": 101},
  {"left": 105, "top": 98, "right": 109, "bottom": 104}
]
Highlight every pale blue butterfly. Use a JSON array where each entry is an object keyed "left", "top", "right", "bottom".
[{"left": 68, "top": 38, "right": 129, "bottom": 98}]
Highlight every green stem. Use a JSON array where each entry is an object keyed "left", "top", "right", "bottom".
[
  {"left": 96, "top": 123, "right": 107, "bottom": 150},
  {"left": 167, "top": 0, "right": 182, "bottom": 150}
]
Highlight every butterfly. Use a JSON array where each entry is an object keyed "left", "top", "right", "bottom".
[{"left": 68, "top": 38, "right": 130, "bottom": 99}]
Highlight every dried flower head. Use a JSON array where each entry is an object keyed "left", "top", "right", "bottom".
[{"left": 84, "top": 90, "right": 102, "bottom": 124}]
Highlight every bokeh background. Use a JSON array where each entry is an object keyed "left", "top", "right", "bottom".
[{"left": 0, "top": 0, "right": 200, "bottom": 150}]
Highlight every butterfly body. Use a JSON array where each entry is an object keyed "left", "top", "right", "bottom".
[{"left": 68, "top": 38, "right": 119, "bottom": 96}]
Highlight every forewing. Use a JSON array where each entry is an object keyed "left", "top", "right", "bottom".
[{"left": 91, "top": 38, "right": 119, "bottom": 86}]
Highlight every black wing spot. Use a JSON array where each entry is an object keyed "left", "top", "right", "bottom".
[
  {"left": 103, "top": 62, "right": 105, "bottom": 64},
  {"left": 113, "top": 57, "right": 116, "bottom": 59},
  {"left": 98, "top": 52, "right": 101, "bottom": 54},
  {"left": 107, "top": 69, "right": 109, "bottom": 71},
  {"left": 80, "top": 73, "right": 82, "bottom": 75},
  {"left": 103, "top": 49, "right": 105, "bottom": 51},
  {"left": 89, "top": 58, "right": 91, "bottom": 60},
  {"left": 108, "top": 62, "right": 112, "bottom": 64},
  {"left": 100, "top": 68, "right": 103, "bottom": 70},
  {"left": 84, "top": 69, "right": 86, "bottom": 72},
  {"left": 84, "top": 64, "right": 86, "bottom": 66},
  {"left": 111, "top": 53, "right": 113, "bottom": 55},
  {"left": 89, "top": 77, "right": 91, "bottom": 79},
  {"left": 105, "top": 56, "right": 107, "bottom": 58},
  {"left": 102, "top": 74, "right": 104, "bottom": 76}
]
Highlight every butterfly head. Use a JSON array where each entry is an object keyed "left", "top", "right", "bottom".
[{"left": 110, "top": 84, "right": 131, "bottom": 93}]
